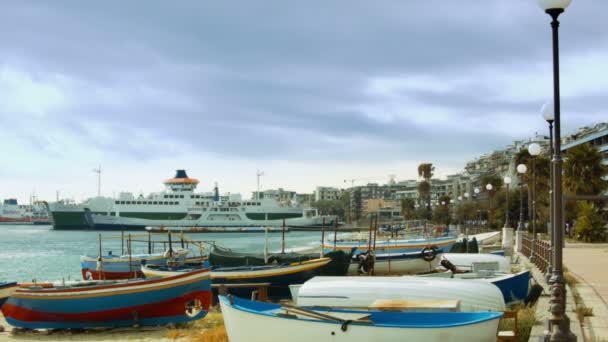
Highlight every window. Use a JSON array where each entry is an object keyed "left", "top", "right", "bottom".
[
  {"left": 180, "top": 195, "right": 184, "bottom": 198},
  {"left": 153, "top": 201, "right": 158, "bottom": 205},
  {"left": 114, "top": 201, "right": 119, "bottom": 204},
  {"left": 137, "top": 201, "right": 141, "bottom": 205},
  {"left": 164, "top": 195, "right": 168, "bottom": 199}
]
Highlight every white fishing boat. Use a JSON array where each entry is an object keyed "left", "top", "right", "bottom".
[
  {"left": 324, "top": 236, "right": 457, "bottom": 254},
  {"left": 219, "top": 295, "right": 503, "bottom": 342},
  {"left": 292, "top": 276, "right": 505, "bottom": 312},
  {"left": 348, "top": 249, "right": 442, "bottom": 275},
  {"left": 441, "top": 253, "right": 511, "bottom": 273},
  {"left": 467, "top": 231, "right": 501, "bottom": 245}
]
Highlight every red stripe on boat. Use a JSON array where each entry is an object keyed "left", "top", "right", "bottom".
[
  {"left": 1, "top": 290, "right": 212, "bottom": 322},
  {"left": 20, "top": 269, "right": 210, "bottom": 294}
]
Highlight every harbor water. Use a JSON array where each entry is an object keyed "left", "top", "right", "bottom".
[{"left": 0, "top": 224, "right": 328, "bottom": 282}]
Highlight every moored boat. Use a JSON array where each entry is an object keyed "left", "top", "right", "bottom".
[
  {"left": 441, "top": 253, "right": 511, "bottom": 273},
  {"left": 1, "top": 269, "right": 212, "bottom": 329},
  {"left": 80, "top": 248, "right": 189, "bottom": 280},
  {"left": 142, "top": 257, "right": 332, "bottom": 299},
  {"left": 293, "top": 276, "right": 505, "bottom": 312},
  {"left": 219, "top": 295, "right": 503, "bottom": 342},
  {"left": 420, "top": 270, "right": 531, "bottom": 304},
  {"left": 0, "top": 282, "right": 18, "bottom": 308},
  {"left": 209, "top": 245, "right": 353, "bottom": 276},
  {"left": 323, "top": 236, "right": 457, "bottom": 255},
  {"left": 468, "top": 231, "right": 502, "bottom": 245},
  {"left": 349, "top": 249, "right": 442, "bottom": 275}
]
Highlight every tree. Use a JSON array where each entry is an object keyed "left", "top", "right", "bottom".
[
  {"left": 417, "top": 163, "right": 435, "bottom": 219},
  {"left": 513, "top": 148, "right": 551, "bottom": 231},
  {"left": 432, "top": 195, "right": 452, "bottom": 225},
  {"left": 573, "top": 201, "right": 606, "bottom": 242},
  {"left": 400, "top": 198, "right": 416, "bottom": 220},
  {"left": 564, "top": 144, "right": 608, "bottom": 195}
]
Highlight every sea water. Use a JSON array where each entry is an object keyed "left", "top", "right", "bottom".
[{"left": 0, "top": 225, "right": 327, "bottom": 282}]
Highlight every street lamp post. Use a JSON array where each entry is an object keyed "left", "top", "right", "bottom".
[
  {"left": 516, "top": 164, "right": 527, "bottom": 252},
  {"left": 503, "top": 176, "right": 512, "bottom": 228},
  {"left": 485, "top": 183, "right": 493, "bottom": 229},
  {"left": 538, "top": 0, "right": 576, "bottom": 340},
  {"left": 543, "top": 102, "right": 556, "bottom": 278},
  {"left": 528, "top": 142, "right": 541, "bottom": 262}
]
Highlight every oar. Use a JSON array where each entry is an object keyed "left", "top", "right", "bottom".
[{"left": 281, "top": 303, "right": 372, "bottom": 325}]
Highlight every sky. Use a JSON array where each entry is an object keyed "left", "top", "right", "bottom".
[{"left": 1, "top": 1, "right": 607, "bottom": 203}]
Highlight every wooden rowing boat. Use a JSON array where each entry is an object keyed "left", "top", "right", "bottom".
[{"left": 219, "top": 295, "right": 502, "bottom": 342}]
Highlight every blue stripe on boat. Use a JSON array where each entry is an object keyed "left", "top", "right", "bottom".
[
  {"left": 11, "top": 278, "right": 211, "bottom": 314},
  {"left": 219, "top": 295, "right": 503, "bottom": 329},
  {"left": 4, "top": 309, "right": 208, "bottom": 329}
]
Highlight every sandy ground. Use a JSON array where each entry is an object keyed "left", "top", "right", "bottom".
[{"left": 564, "top": 243, "right": 608, "bottom": 302}]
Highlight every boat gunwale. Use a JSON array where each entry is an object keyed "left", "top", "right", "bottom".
[{"left": 219, "top": 295, "right": 503, "bottom": 329}]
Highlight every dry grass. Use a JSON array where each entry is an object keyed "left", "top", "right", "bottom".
[
  {"left": 499, "top": 304, "right": 539, "bottom": 342},
  {"left": 573, "top": 305, "right": 593, "bottom": 322},
  {"left": 511, "top": 264, "right": 522, "bottom": 273},
  {"left": 564, "top": 269, "right": 579, "bottom": 288},
  {"left": 184, "top": 309, "right": 228, "bottom": 342}
]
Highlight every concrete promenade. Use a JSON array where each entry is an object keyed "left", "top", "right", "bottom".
[{"left": 564, "top": 243, "right": 608, "bottom": 341}]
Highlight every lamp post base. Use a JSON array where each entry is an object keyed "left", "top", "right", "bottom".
[{"left": 545, "top": 273, "right": 577, "bottom": 341}]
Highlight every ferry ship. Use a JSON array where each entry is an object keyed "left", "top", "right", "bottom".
[
  {"left": 48, "top": 170, "right": 334, "bottom": 231},
  {"left": 0, "top": 199, "right": 51, "bottom": 225}
]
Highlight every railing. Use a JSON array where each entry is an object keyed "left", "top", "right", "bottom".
[{"left": 521, "top": 232, "right": 551, "bottom": 273}]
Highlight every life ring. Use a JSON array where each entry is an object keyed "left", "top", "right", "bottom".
[{"left": 421, "top": 247, "right": 436, "bottom": 262}]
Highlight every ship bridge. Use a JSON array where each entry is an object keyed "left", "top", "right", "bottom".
[{"left": 164, "top": 170, "right": 199, "bottom": 192}]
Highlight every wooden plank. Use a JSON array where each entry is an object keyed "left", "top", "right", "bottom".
[{"left": 369, "top": 299, "right": 460, "bottom": 311}]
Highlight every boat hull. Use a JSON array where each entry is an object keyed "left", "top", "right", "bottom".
[
  {"left": 0, "top": 282, "right": 18, "bottom": 309},
  {"left": 324, "top": 236, "right": 456, "bottom": 255},
  {"left": 441, "top": 253, "right": 511, "bottom": 273},
  {"left": 143, "top": 258, "right": 332, "bottom": 299},
  {"left": 420, "top": 270, "right": 531, "bottom": 304},
  {"left": 209, "top": 247, "right": 353, "bottom": 276},
  {"left": 80, "top": 250, "right": 189, "bottom": 280},
  {"left": 295, "top": 276, "right": 505, "bottom": 312},
  {"left": 349, "top": 251, "right": 442, "bottom": 275},
  {"left": 1, "top": 270, "right": 212, "bottom": 329},
  {"left": 219, "top": 296, "right": 502, "bottom": 342}
]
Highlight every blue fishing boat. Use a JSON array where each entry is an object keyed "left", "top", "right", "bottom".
[
  {"left": 421, "top": 270, "right": 531, "bottom": 304},
  {"left": 142, "top": 257, "right": 332, "bottom": 299},
  {"left": 0, "top": 282, "right": 18, "bottom": 309},
  {"left": 219, "top": 295, "right": 503, "bottom": 342},
  {"left": 1, "top": 269, "right": 211, "bottom": 329}
]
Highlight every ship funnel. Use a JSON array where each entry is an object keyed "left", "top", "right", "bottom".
[
  {"left": 175, "top": 170, "right": 189, "bottom": 179},
  {"left": 213, "top": 182, "right": 220, "bottom": 202}
]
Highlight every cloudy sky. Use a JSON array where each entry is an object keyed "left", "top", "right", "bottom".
[{"left": 1, "top": 1, "right": 606, "bottom": 203}]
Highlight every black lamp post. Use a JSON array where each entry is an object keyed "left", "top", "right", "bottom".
[
  {"left": 543, "top": 103, "right": 556, "bottom": 279},
  {"left": 516, "top": 163, "right": 527, "bottom": 252},
  {"left": 528, "top": 142, "right": 541, "bottom": 262},
  {"left": 503, "top": 176, "right": 512, "bottom": 228},
  {"left": 538, "top": 0, "right": 576, "bottom": 340}
]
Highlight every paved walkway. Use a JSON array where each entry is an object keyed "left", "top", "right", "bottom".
[{"left": 564, "top": 244, "right": 608, "bottom": 341}]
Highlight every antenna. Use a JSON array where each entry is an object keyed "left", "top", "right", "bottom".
[
  {"left": 93, "top": 165, "right": 102, "bottom": 197},
  {"left": 256, "top": 170, "right": 265, "bottom": 200}
]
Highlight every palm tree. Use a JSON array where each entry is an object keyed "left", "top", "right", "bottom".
[
  {"left": 417, "top": 163, "right": 435, "bottom": 219},
  {"left": 564, "top": 144, "right": 608, "bottom": 195}
]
